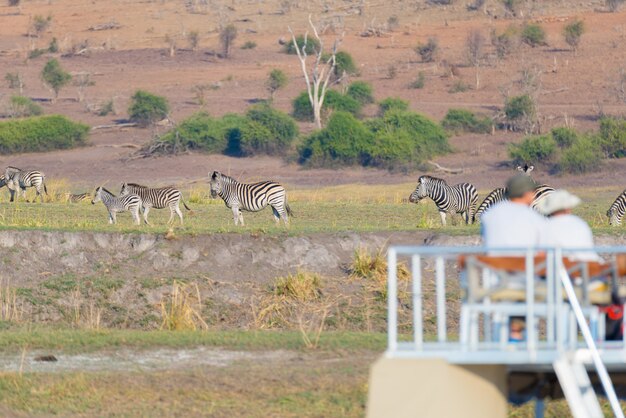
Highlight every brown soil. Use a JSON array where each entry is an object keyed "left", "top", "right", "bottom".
[{"left": 0, "top": 1, "right": 625, "bottom": 190}]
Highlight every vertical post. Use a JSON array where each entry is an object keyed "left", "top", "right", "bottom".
[
  {"left": 555, "top": 248, "right": 565, "bottom": 352},
  {"left": 546, "top": 250, "right": 555, "bottom": 345},
  {"left": 412, "top": 255, "right": 423, "bottom": 350},
  {"left": 436, "top": 256, "right": 446, "bottom": 343},
  {"left": 482, "top": 268, "right": 491, "bottom": 342},
  {"left": 388, "top": 248, "right": 398, "bottom": 353},
  {"left": 526, "top": 250, "right": 536, "bottom": 354}
]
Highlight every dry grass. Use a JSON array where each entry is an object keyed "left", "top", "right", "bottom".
[
  {"left": 67, "top": 287, "right": 101, "bottom": 330},
  {"left": 273, "top": 271, "right": 322, "bottom": 302},
  {"left": 350, "top": 246, "right": 410, "bottom": 302},
  {"left": 0, "top": 278, "right": 23, "bottom": 322},
  {"left": 160, "top": 280, "right": 208, "bottom": 331}
]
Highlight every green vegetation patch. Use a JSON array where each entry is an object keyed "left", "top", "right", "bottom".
[{"left": 0, "top": 115, "right": 89, "bottom": 154}]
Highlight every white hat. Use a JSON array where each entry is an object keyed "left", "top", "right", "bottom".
[{"left": 536, "top": 189, "right": 581, "bottom": 215}]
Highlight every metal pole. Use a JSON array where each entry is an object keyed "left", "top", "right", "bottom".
[
  {"left": 526, "top": 250, "right": 536, "bottom": 356},
  {"left": 388, "top": 249, "right": 398, "bottom": 353},
  {"left": 436, "top": 256, "right": 446, "bottom": 343},
  {"left": 412, "top": 255, "right": 423, "bottom": 350}
]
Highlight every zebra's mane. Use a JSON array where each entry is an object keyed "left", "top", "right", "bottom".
[
  {"left": 214, "top": 172, "right": 237, "bottom": 183},
  {"left": 125, "top": 183, "right": 147, "bottom": 188},
  {"left": 419, "top": 175, "right": 447, "bottom": 185},
  {"left": 99, "top": 187, "right": 116, "bottom": 197}
]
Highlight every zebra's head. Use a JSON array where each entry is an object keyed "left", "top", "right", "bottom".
[
  {"left": 608, "top": 208, "right": 622, "bottom": 227},
  {"left": 119, "top": 183, "right": 129, "bottom": 197},
  {"left": 409, "top": 176, "right": 431, "bottom": 203},
  {"left": 517, "top": 165, "right": 534, "bottom": 175},
  {"left": 209, "top": 171, "right": 222, "bottom": 198},
  {"left": 91, "top": 187, "right": 103, "bottom": 205}
]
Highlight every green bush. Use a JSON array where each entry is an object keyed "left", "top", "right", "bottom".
[
  {"left": 346, "top": 81, "right": 374, "bottom": 105},
  {"left": 299, "top": 112, "right": 374, "bottom": 166},
  {"left": 508, "top": 135, "right": 557, "bottom": 164},
  {"left": 0, "top": 115, "right": 89, "bottom": 154},
  {"left": 41, "top": 58, "right": 71, "bottom": 99},
  {"left": 521, "top": 23, "right": 546, "bottom": 47},
  {"left": 284, "top": 35, "right": 320, "bottom": 55},
  {"left": 245, "top": 104, "right": 298, "bottom": 151},
  {"left": 334, "top": 51, "right": 358, "bottom": 76},
  {"left": 551, "top": 127, "right": 578, "bottom": 148},
  {"left": 598, "top": 117, "right": 626, "bottom": 158},
  {"left": 409, "top": 72, "right": 426, "bottom": 89},
  {"left": 563, "top": 19, "right": 584, "bottom": 50},
  {"left": 504, "top": 95, "right": 535, "bottom": 121},
  {"left": 558, "top": 136, "right": 602, "bottom": 174},
  {"left": 228, "top": 120, "right": 274, "bottom": 156},
  {"left": 378, "top": 97, "right": 409, "bottom": 115},
  {"left": 441, "top": 109, "right": 492, "bottom": 134},
  {"left": 415, "top": 37, "right": 438, "bottom": 62},
  {"left": 8, "top": 96, "right": 43, "bottom": 118},
  {"left": 161, "top": 112, "right": 238, "bottom": 152},
  {"left": 292, "top": 90, "right": 361, "bottom": 121},
  {"left": 491, "top": 26, "right": 518, "bottom": 58},
  {"left": 128, "top": 90, "right": 169, "bottom": 127}
]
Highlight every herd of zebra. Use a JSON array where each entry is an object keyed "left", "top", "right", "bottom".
[
  {"left": 408, "top": 165, "right": 624, "bottom": 227},
  {"left": 2, "top": 163, "right": 626, "bottom": 227}
]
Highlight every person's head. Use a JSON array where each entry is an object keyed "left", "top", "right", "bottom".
[
  {"left": 505, "top": 174, "right": 537, "bottom": 206},
  {"left": 536, "top": 189, "right": 581, "bottom": 217}
]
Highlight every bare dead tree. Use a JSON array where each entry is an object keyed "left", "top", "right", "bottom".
[
  {"left": 618, "top": 67, "right": 626, "bottom": 105},
  {"left": 289, "top": 15, "right": 344, "bottom": 129},
  {"left": 466, "top": 29, "right": 485, "bottom": 90}
]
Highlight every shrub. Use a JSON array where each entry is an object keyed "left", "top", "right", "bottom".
[
  {"left": 299, "top": 112, "right": 374, "bottom": 166},
  {"left": 334, "top": 51, "right": 358, "bottom": 77},
  {"left": 386, "top": 64, "right": 398, "bottom": 79},
  {"left": 558, "top": 136, "right": 602, "bottom": 174},
  {"left": 41, "top": 59, "right": 72, "bottom": 100},
  {"left": 98, "top": 100, "right": 114, "bottom": 117},
  {"left": 606, "top": 0, "right": 625, "bottom": 12},
  {"left": 266, "top": 69, "right": 288, "bottom": 100},
  {"left": 48, "top": 37, "right": 58, "bottom": 53},
  {"left": 128, "top": 90, "right": 169, "bottom": 127},
  {"left": 241, "top": 40, "right": 256, "bottom": 49},
  {"left": 8, "top": 96, "right": 43, "bottom": 118},
  {"left": 245, "top": 104, "right": 298, "bottom": 152},
  {"left": 0, "top": 115, "right": 89, "bottom": 154},
  {"left": 410, "top": 72, "right": 425, "bottom": 89},
  {"left": 161, "top": 112, "right": 241, "bottom": 152},
  {"left": 228, "top": 120, "right": 274, "bottom": 156},
  {"left": 504, "top": 94, "right": 535, "bottom": 121},
  {"left": 502, "top": 0, "right": 523, "bottom": 15},
  {"left": 8, "top": 0, "right": 20, "bottom": 6},
  {"left": 491, "top": 26, "right": 518, "bottom": 59},
  {"left": 219, "top": 24, "right": 237, "bottom": 57},
  {"left": 508, "top": 135, "right": 557, "bottom": 164},
  {"left": 28, "top": 48, "right": 47, "bottom": 59},
  {"left": 378, "top": 97, "right": 409, "bottom": 115},
  {"left": 598, "top": 117, "right": 626, "bottom": 158},
  {"left": 188, "top": 30, "right": 200, "bottom": 50},
  {"left": 32, "top": 15, "right": 52, "bottom": 36},
  {"left": 563, "top": 19, "right": 584, "bottom": 51},
  {"left": 521, "top": 23, "right": 546, "bottom": 47},
  {"left": 5, "top": 72, "right": 24, "bottom": 91},
  {"left": 415, "top": 37, "right": 438, "bottom": 62},
  {"left": 448, "top": 80, "right": 470, "bottom": 93},
  {"left": 551, "top": 127, "right": 578, "bottom": 148},
  {"left": 284, "top": 34, "right": 320, "bottom": 55},
  {"left": 346, "top": 81, "right": 374, "bottom": 105},
  {"left": 442, "top": 109, "right": 492, "bottom": 134},
  {"left": 292, "top": 90, "right": 361, "bottom": 121}
]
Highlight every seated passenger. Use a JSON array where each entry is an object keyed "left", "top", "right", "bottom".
[
  {"left": 481, "top": 174, "right": 545, "bottom": 250},
  {"left": 537, "top": 189, "right": 601, "bottom": 262}
]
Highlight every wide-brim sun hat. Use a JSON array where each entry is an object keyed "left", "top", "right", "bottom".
[{"left": 536, "top": 189, "right": 581, "bottom": 215}]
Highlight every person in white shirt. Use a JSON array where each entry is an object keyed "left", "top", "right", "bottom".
[
  {"left": 537, "top": 189, "right": 601, "bottom": 262},
  {"left": 481, "top": 174, "right": 546, "bottom": 250}
]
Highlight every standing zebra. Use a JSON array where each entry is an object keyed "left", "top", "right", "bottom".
[
  {"left": 607, "top": 190, "right": 626, "bottom": 226},
  {"left": 4, "top": 166, "right": 48, "bottom": 203},
  {"left": 91, "top": 186, "right": 142, "bottom": 225},
  {"left": 408, "top": 175, "right": 478, "bottom": 226},
  {"left": 209, "top": 171, "right": 292, "bottom": 226},
  {"left": 473, "top": 165, "right": 554, "bottom": 222},
  {"left": 119, "top": 183, "right": 191, "bottom": 225}
]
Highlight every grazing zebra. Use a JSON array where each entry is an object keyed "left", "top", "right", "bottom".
[
  {"left": 209, "top": 171, "right": 293, "bottom": 226},
  {"left": 119, "top": 183, "right": 191, "bottom": 225},
  {"left": 473, "top": 165, "right": 554, "bottom": 222},
  {"left": 66, "top": 192, "right": 90, "bottom": 203},
  {"left": 408, "top": 175, "right": 478, "bottom": 226},
  {"left": 91, "top": 186, "right": 142, "bottom": 225},
  {"left": 607, "top": 190, "right": 626, "bottom": 226},
  {"left": 4, "top": 166, "right": 48, "bottom": 203}
]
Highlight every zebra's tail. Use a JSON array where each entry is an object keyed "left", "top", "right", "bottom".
[
  {"left": 182, "top": 200, "right": 192, "bottom": 211},
  {"left": 285, "top": 201, "right": 294, "bottom": 217},
  {"left": 43, "top": 182, "right": 48, "bottom": 195}
]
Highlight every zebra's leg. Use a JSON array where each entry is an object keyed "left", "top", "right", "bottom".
[
  {"left": 36, "top": 185, "right": 44, "bottom": 203},
  {"left": 174, "top": 206, "right": 184, "bottom": 226},
  {"left": 21, "top": 187, "right": 28, "bottom": 203},
  {"left": 238, "top": 210, "right": 245, "bottom": 226},
  {"left": 143, "top": 206, "right": 151, "bottom": 225},
  {"left": 133, "top": 207, "right": 141, "bottom": 225},
  {"left": 271, "top": 206, "right": 280, "bottom": 225},
  {"left": 9, "top": 188, "right": 15, "bottom": 203},
  {"left": 439, "top": 211, "right": 447, "bottom": 227},
  {"left": 231, "top": 206, "right": 239, "bottom": 226},
  {"left": 108, "top": 211, "right": 115, "bottom": 224}
]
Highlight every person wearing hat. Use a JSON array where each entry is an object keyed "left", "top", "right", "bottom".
[
  {"left": 481, "top": 174, "right": 546, "bottom": 250},
  {"left": 537, "top": 189, "right": 600, "bottom": 262}
]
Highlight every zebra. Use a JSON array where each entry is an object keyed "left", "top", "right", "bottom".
[
  {"left": 66, "top": 192, "right": 90, "bottom": 203},
  {"left": 91, "top": 186, "right": 142, "bottom": 225},
  {"left": 4, "top": 166, "right": 48, "bottom": 203},
  {"left": 408, "top": 175, "right": 478, "bottom": 226},
  {"left": 209, "top": 171, "right": 293, "bottom": 226},
  {"left": 119, "top": 183, "right": 191, "bottom": 225},
  {"left": 607, "top": 190, "right": 626, "bottom": 226},
  {"left": 473, "top": 165, "right": 554, "bottom": 222}
]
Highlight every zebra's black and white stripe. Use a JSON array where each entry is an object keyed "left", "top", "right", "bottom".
[
  {"left": 120, "top": 183, "right": 191, "bottom": 225},
  {"left": 473, "top": 165, "right": 554, "bottom": 222},
  {"left": 66, "top": 192, "right": 90, "bottom": 203},
  {"left": 607, "top": 190, "right": 626, "bottom": 226},
  {"left": 4, "top": 166, "right": 48, "bottom": 203},
  {"left": 209, "top": 171, "right": 293, "bottom": 226},
  {"left": 91, "top": 186, "right": 142, "bottom": 225},
  {"left": 408, "top": 175, "right": 478, "bottom": 226}
]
